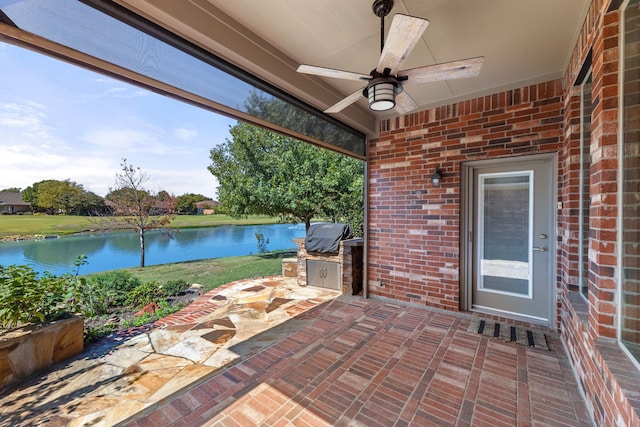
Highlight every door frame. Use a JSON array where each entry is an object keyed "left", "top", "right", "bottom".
[{"left": 460, "top": 153, "right": 558, "bottom": 326}]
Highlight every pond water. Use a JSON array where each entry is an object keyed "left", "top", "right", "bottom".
[{"left": 0, "top": 224, "right": 305, "bottom": 276}]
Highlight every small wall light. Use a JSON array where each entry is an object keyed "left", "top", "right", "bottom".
[{"left": 431, "top": 168, "right": 442, "bottom": 187}]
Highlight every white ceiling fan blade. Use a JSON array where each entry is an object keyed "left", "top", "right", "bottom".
[
  {"left": 325, "top": 89, "right": 364, "bottom": 113},
  {"left": 297, "top": 65, "right": 371, "bottom": 81},
  {"left": 395, "top": 90, "right": 418, "bottom": 114},
  {"left": 377, "top": 14, "right": 429, "bottom": 75},
  {"left": 399, "top": 57, "right": 485, "bottom": 85}
]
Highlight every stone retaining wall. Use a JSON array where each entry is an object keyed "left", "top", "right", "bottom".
[{"left": 0, "top": 316, "right": 84, "bottom": 392}]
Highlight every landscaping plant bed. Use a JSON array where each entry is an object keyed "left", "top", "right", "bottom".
[{"left": 83, "top": 289, "right": 201, "bottom": 343}]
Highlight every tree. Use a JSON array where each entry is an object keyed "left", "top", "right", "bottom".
[
  {"left": 208, "top": 122, "right": 364, "bottom": 233},
  {"left": 43, "top": 180, "right": 84, "bottom": 214},
  {"left": 22, "top": 179, "right": 106, "bottom": 215},
  {"left": 106, "top": 160, "right": 175, "bottom": 267},
  {"left": 23, "top": 179, "right": 78, "bottom": 214},
  {"left": 21, "top": 182, "right": 41, "bottom": 209},
  {"left": 72, "top": 190, "right": 107, "bottom": 216},
  {"left": 2, "top": 187, "right": 21, "bottom": 193},
  {"left": 176, "top": 193, "right": 208, "bottom": 214},
  {"left": 242, "top": 90, "right": 361, "bottom": 154},
  {"left": 157, "top": 190, "right": 171, "bottom": 201}
]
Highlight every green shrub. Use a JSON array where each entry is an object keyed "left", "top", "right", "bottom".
[
  {"left": 126, "top": 281, "right": 163, "bottom": 308},
  {"left": 74, "top": 278, "right": 113, "bottom": 317},
  {"left": 84, "top": 323, "right": 117, "bottom": 343},
  {"left": 91, "top": 271, "right": 142, "bottom": 306},
  {"left": 123, "top": 312, "right": 154, "bottom": 328},
  {"left": 156, "top": 300, "right": 184, "bottom": 317},
  {"left": 122, "top": 300, "right": 186, "bottom": 329},
  {"left": 0, "top": 265, "right": 81, "bottom": 329},
  {"left": 161, "top": 279, "right": 190, "bottom": 296}
]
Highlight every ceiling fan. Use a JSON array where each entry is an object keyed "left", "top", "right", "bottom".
[{"left": 297, "top": 0, "right": 484, "bottom": 114}]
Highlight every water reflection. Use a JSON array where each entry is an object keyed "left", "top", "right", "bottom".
[
  {"left": 19, "top": 236, "right": 107, "bottom": 268},
  {"left": 0, "top": 224, "right": 305, "bottom": 276}
]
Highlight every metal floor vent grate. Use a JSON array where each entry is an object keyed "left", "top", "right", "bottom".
[{"left": 467, "top": 318, "right": 549, "bottom": 350}]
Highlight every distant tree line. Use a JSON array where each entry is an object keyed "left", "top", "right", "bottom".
[{"left": 4, "top": 180, "right": 212, "bottom": 216}]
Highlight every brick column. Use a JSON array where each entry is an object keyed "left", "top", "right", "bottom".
[{"left": 587, "top": 7, "right": 620, "bottom": 339}]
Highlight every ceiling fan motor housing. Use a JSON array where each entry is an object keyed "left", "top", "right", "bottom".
[{"left": 372, "top": 0, "right": 394, "bottom": 18}]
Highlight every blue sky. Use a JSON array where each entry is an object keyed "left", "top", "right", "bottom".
[{"left": 0, "top": 42, "right": 237, "bottom": 198}]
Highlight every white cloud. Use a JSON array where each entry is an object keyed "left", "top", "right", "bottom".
[
  {"left": 0, "top": 102, "right": 52, "bottom": 138},
  {"left": 1, "top": 143, "right": 67, "bottom": 168},
  {"left": 1, "top": 134, "right": 218, "bottom": 197},
  {"left": 173, "top": 127, "right": 198, "bottom": 141},
  {"left": 105, "top": 86, "right": 149, "bottom": 99},
  {"left": 91, "top": 78, "right": 149, "bottom": 99},
  {"left": 82, "top": 127, "right": 170, "bottom": 155},
  {"left": 146, "top": 167, "right": 218, "bottom": 198},
  {"left": 0, "top": 143, "right": 116, "bottom": 195}
]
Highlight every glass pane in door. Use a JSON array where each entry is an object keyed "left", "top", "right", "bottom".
[{"left": 479, "top": 173, "right": 531, "bottom": 297}]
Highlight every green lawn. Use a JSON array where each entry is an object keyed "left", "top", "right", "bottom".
[
  {"left": 0, "top": 214, "right": 281, "bottom": 238},
  {"left": 90, "top": 252, "right": 293, "bottom": 292}
]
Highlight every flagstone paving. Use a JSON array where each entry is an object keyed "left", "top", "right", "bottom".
[{"left": 0, "top": 277, "right": 339, "bottom": 427}]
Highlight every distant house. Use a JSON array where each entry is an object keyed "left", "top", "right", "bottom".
[
  {"left": 152, "top": 199, "right": 175, "bottom": 215},
  {"left": 194, "top": 200, "right": 219, "bottom": 215},
  {"left": 0, "top": 191, "right": 31, "bottom": 214}
]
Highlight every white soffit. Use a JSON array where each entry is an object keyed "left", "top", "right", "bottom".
[{"left": 117, "top": 0, "right": 591, "bottom": 132}]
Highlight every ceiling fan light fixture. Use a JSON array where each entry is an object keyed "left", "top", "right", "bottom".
[
  {"left": 297, "top": 2, "right": 482, "bottom": 115},
  {"left": 365, "top": 78, "right": 401, "bottom": 111},
  {"left": 367, "top": 82, "right": 395, "bottom": 111}
]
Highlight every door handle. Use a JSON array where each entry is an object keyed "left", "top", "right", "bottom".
[{"left": 532, "top": 246, "right": 547, "bottom": 252}]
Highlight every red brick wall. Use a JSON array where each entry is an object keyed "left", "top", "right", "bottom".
[
  {"left": 586, "top": 4, "right": 621, "bottom": 340},
  {"left": 367, "top": 81, "right": 564, "bottom": 310},
  {"left": 555, "top": 0, "right": 639, "bottom": 425},
  {"left": 562, "top": 294, "right": 640, "bottom": 427}
]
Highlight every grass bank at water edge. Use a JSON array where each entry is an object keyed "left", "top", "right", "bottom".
[
  {"left": 88, "top": 251, "right": 295, "bottom": 293},
  {"left": 0, "top": 214, "right": 282, "bottom": 239}
]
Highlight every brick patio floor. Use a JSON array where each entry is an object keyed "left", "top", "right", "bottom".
[{"left": 124, "top": 296, "right": 592, "bottom": 426}]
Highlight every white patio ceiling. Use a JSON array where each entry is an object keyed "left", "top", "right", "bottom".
[{"left": 115, "top": 0, "right": 591, "bottom": 135}]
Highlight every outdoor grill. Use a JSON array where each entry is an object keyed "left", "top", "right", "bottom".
[
  {"left": 291, "top": 223, "right": 362, "bottom": 295},
  {"left": 304, "top": 222, "right": 353, "bottom": 254}
]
